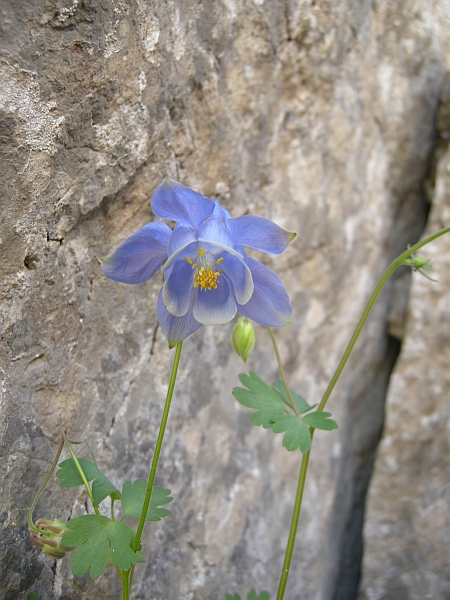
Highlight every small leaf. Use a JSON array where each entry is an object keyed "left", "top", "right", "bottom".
[
  {"left": 247, "top": 591, "right": 271, "bottom": 600},
  {"left": 272, "top": 381, "right": 313, "bottom": 414},
  {"left": 272, "top": 415, "right": 312, "bottom": 453},
  {"left": 225, "top": 595, "right": 241, "bottom": 600},
  {"left": 28, "top": 594, "right": 39, "bottom": 600},
  {"left": 63, "top": 515, "right": 139, "bottom": 579},
  {"left": 302, "top": 411, "right": 338, "bottom": 431},
  {"left": 233, "top": 372, "right": 285, "bottom": 428},
  {"left": 121, "top": 480, "right": 173, "bottom": 521},
  {"left": 57, "top": 458, "right": 99, "bottom": 487},
  {"left": 56, "top": 459, "right": 120, "bottom": 506}
]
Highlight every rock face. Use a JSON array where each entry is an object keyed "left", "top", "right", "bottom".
[
  {"left": 359, "top": 97, "right": 450, "bottom": 600},
  {"left": 1, "top": 1, "right": 449, "bottom": 600}
]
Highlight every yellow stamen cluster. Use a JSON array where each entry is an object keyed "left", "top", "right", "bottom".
[
  {"left": 185, "top": 249, "right": 224, "bottom": 291},
  {"left": 194, "top": 266, "right": 221, "bottom": 290}
]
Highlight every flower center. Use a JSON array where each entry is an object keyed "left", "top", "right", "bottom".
[{"left": 185, "top": 247, "right": 224, "bottom": 291}]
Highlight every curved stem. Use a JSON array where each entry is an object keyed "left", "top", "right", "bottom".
[
  {"left": 275, "top": 226, "right": 450, "bottom": 600},
  {"left": 267, "top": 327, "right": 299, "bottom": 417},
  {"left": 317, "top": 226, "right": 450, "bottom": 413},
  {"left": 132, "top": 341, "right": 183, "bottom": 553},
  {"left": 28, "top": 436, "right": 65, "bottom": 532}
]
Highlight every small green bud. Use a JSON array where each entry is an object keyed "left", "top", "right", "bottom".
[
  {"left": 29, "top": 518, "right": 72, "bottom": 559},
  {"left": 231, "top": 317, "right": 255, "bottom": 362},
  {"left": 404, "top": 256, "right": 431, "bottom": 269}
]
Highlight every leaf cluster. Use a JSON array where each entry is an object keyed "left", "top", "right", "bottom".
[
  {"left": 56, "top": 453, "right": 172, "bottom": 579},
  {"left": 232, "top": 372, "right": 338, "bottom": 453}
]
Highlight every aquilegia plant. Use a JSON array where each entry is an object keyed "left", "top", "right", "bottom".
[{"left": 27, "top": 180, "right": 450, "bottom": 600}]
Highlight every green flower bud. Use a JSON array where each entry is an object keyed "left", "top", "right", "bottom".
[
  {"left": 231, "top": 317, "right": 255, "bottom": 362},
  {"left": 404, "top": 256, "right": 431, "bottom": 269},
  {"left": 29, "top": 518, "right": 72, "bottom": 559}
]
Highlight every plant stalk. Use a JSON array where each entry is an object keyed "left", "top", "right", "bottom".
[{"left": 275, "top": 226, "right": 450, "bottom": 599}]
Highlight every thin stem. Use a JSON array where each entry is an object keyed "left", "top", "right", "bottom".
[
  {"left": 28, "top": 436, "right": 65, "bottom": 533},
  {"left": 132, "top": 342, "right": 183, "bottom": 553},
  {"left": 276, "top": 448, "right": 311, "bottom": 600},
  {"left": 275, "top": 226, "right": 450, "bottom": 600},
  {"left": 63, "top": 433, "right": 100, "bottom": 515},
  {"left": 267, "top": 327, "right": 299, "bottom": 416},
  {"left": 317, "top": 226, "right": 450, "bottom": 413}
]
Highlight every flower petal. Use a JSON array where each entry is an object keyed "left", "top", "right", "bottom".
[
  {"left": 193, "top": 278, "right": 237, "bottom": 325},
  {"left": 198, "top": 213, "right": 235, "bottom": 250},
  {"left": 227, "top": 215, "right": 296, "bottom": 254},
  {"left": 162, "top": 225, "right": 198, "bottom": 274},
  {"left": 236, "top": 257, "right": 291, "bottom": 326},
  {"left": 101, "top": 222, "right": 171, "bottom": 284},
  {"left": 162, "top": 260, "right": 194, "bottom": 317},
  {"left": 219, "top": 253, "right": 254, "bottom": 305},
  {"left": 152, "top": 180, "right": 214, "bottom": 230},
  {"left": 157, "top": 290, "right": 202, "bottom": 348}
]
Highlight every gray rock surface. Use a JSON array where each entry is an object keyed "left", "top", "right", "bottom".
[
  {"left": 1, "top": 1, "right": 449, "bottom": 599},
  {"left": 359, "top": 97, "right": 450, "bottom": 600}
]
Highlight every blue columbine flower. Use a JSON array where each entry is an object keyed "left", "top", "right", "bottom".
[{"left": 102, "top": 180, "right": 296, "bottom": 347}]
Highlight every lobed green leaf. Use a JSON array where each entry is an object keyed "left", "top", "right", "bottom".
[
  {"left": 233, "top": 372, "right": 285, "bottom": 428},
  {"left": 225, "top": 595, "right": 241, "bottom": 600},
  {"left": 57, "top": 458, "right": 120, "bottom": 507},
  {"left": 63, "top": 515, "right": 139, "bottom": 579},
  {"left": 302, "top": 411, "right": 338, "bottom": 431},
  {"left": 272, "top": 414, "right": 312, "bottom": 453},
  {"left": 272, "top": 380, "right": 313, "bottom": 414},
  {"left": 121, "top": 479, "right": 173, "bottom": 521}
]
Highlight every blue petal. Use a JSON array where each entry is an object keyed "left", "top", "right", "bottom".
[
  {"left": 157, "top": 290, "right": 202, "bottom": 348},
  {"left": 227, "top": 215, "right": 296, "bottom": 254},
  {"left": 152, "top": 180, "right": 214, "bottom": 230},
  {"left": 198, "top": 216, "right": 243, "bottom": 259},
  {"left": 162, "top": 225, "right": 198, "bottom": 275},
  {"left": 236, "top": 257, "right": 291, "bottom": 326},
  {"left": 101, "top": 222, "right": 171, "bottom": 284},
  {"left": 193, "top": 278, "right": 237, "bottom": 325},
  {"left": 219, "top": 253, "right": 254, "bottom": 305},
  {"left": 162, "top": 260, "right": 194, "bottom": 317}
]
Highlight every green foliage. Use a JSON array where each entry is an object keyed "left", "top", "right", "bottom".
[
  {"left": 272, "top": 414, "right": 312, "bottom": 453},
  {"left": 233, "top": 372, "right": 338, "bottom": 453},
  {"left": 121, "top": 480, "right": 173, "bottom": 521},
  {"left": 247, "top": 591, "right": 270, "bottom": 600},
  {"left": 57, "top": 458, "right": 121, "bottom": 506},
  {"left": 302, "top": 411, "right": 338, "bottom": 431},
  {"left": 27, "top": 594, "right": 39, "bottom": 600},
  {"left": 63, "top": 515, "right": 140, "bottom": 579},
  {"left": 225, "top": 591, "right": 271, "bottom": 600},
  {"left": 232, "top": 372, "right": 285, "bottom": 427}
]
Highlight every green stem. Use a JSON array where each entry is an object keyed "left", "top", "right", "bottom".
[
  {"left": 317, "top": 226, "right": 450, "bottom": 414},
  {"left": 28, "top": 436, "right": 65, "bottom": 533},
  {"left": 276, "top": 449, "right": 311, "bottom": 600},
  {"left": 275, "top": 226, "right": 450, "bottom": 600},
  {"left": 132, "top": 341, "right": 183, "bottom": 553},
  {"left": 267, "top": 327, "right": 299, "bottom": 417},
  {"left": 63, "top": 433, "right": 100, "bottom": 515},
  {"left": 120, "top": 568, "right": 130, "bottom": 600}
]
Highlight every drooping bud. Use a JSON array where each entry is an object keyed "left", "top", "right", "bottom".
[
  {"left": 29, "top": 518, "right": 72, "bottom": 559},
  {"left": 403, "top": 256, "right": 431, "bottom": 269},
  {"left": 231, "top": 317, "right": 255, "bottom": 362}
]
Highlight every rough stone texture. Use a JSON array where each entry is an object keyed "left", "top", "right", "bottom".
[
  {"left": 359, "top": 93, "right": 450, "bottom": 600},
  {"left": 1, "top": 1, "right": 449, "bottom": 599}
]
